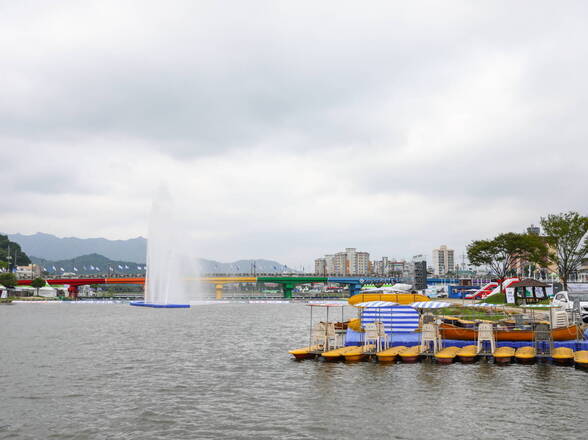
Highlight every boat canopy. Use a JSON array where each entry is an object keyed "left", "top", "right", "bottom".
[
  {"left": 463, "top": 302, "right": 498, "bottom": 308},
  {"left": 410, "top": 301, "right": 451, "bottom": 309},
  {"left": 354, "top": 301, "right": 399, "bottom": 308}
]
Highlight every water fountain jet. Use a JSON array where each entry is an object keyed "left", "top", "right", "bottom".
[{"left": 131, "top": 185, "right": 200, "bottom": 308}]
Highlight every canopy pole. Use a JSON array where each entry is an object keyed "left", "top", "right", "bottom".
[{"left": 309, "top": 305, "right": 313, "bottom": 348}]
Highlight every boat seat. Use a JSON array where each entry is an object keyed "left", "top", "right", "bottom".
[
  {"left": 420, "top": 322, "right": 441, "bottom": 353},
  {"left": 477, "top": 322, "right": 495, "bottom": 354}
]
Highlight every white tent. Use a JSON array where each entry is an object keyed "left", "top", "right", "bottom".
[{"left": 38, "top": 285, "right": 57, "bottom": 297}]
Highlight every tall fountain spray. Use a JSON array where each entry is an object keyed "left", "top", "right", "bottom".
[{"left": 134, "top": 185, "right": 201, "bottom": 307}]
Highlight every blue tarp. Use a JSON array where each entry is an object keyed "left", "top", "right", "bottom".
[{"left": 344, "top": 329, "right": 588, "bottom": 350}]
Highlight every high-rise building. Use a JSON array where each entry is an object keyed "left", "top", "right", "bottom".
[
  {"left": 527, "top": 224, "right": 541, "bottom": 235},
  {"left": 314, "top": 258, "right": 327, "bottom": 275},
  {"left": 432, "top": 245, "right": 454, "bottom": 276},
  {"left": 314, "top": 248, "right": 370, "bottom": 275},
  {"left": 413, "top": 260, "right": 428, "bottom": 291},
  {"left": 371, "top": 257, "right": 412, "bottom": 279}
]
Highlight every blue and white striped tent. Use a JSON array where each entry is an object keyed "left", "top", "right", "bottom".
[
  {"left": 410, "top": 301, "right": 451, "bottom": 309},
  {"left": 360, "top": 304, "right": 420, "bottom": 333}
]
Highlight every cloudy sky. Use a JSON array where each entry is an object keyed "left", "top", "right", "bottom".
[{"left": 1, "top": 1, "right": 587, "bottom": 268}]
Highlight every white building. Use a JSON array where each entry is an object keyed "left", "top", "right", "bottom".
[
  {"left": 314, "top": 248, "right": 370, "bottom": 275},
  {"left": 15, "top": 264, "right": 41, "bottom": 279},
  {"left": 371, "top": 257, "right": 412, "bottom": 277},
  {"left": 432, "top": 245, "right": 455, "bottom": 276}
]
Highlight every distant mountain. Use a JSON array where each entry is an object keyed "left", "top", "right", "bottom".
[
  {"left": 30, "top": 254, "right": 145, "bottom": 275},
  {"left": 198, "top": 258, "right": 299, "bottom": 274},
  {"left": 9, "top": 233, "right": 147, "bottom": 263},
  {"left": 29, "top": 253, "right": 297, "bottom": 276}
]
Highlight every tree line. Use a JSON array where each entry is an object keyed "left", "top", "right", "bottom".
[{"left": 467, "top": 211, "right": 588, "bottom": 291}]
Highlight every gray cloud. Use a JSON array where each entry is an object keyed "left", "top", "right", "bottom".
[{"left": 1, "top": 1, "right": 587, "bottom": 266}]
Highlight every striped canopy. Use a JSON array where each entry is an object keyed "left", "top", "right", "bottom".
[
  {"left": 463, "top": 303, "right": 497, "bottom": 308},
  {"left": 520, "top": 304, "right": 560, "bottom": 308},
  {"left": 354, "top": 301, "right": 398, "bottom": 308},
  {"left": 410, "top": 301, "right": 451, "bottom": 309},
  {"left": 360, "top": 305, "right": 419, "bottom": 333}
]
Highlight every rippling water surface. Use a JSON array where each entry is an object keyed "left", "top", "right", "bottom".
[{"left": 1, "top": 303, "right": 587, "bottom": 439}]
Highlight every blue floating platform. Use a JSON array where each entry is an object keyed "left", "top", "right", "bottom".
[
  {"left": 344, "top": 329, "right": 588, "bottom": 350},
  {"left": 130, "top": 301, "right": 190, "bottom": 308}
]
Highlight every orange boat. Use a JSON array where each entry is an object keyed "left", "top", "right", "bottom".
[{"left": 439, "top": 323, "right": 580, "bottom": 341}]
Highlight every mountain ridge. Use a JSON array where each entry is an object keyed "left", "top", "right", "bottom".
[
  {"left": 9, "top": 232, "right": 147, "bottom": 263},
  {"left": 30, "top": 254, "right": 296, "bottom": 275}
]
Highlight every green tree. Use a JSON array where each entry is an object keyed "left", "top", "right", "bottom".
[
  {"left": 0, "top": 272, "right": 18, "bottom": 289},
  {"left": 31, "top": 277, "right": 45, "bottom": 296},
  {"left": 467, "top": 232, "right": 548, "bottom": 293},
  {"left": 0, "top": 234, "right": 31, "bottom": 267},
  {"left": 540, "top": 211, "right": 588, "bottom": 290}
]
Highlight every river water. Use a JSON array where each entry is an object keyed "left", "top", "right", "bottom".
[{"left": 1, "top": 303, "right": 587, "bottom": 439}]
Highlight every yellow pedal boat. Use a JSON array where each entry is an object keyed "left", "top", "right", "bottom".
[
  {"left": 551, "top": 347, "right": 574, "bottom": 366},
  {"left": 574, "top": 350, "right": 588, "bottom": 369},
  {"left": 321, "top": 346, "right": 357, "bottom": 361},
  {"left": 288, "top": 345, "right": 322, "bottom": 360},
  {"left": 493, "top": 346, "right": 516, "bottom": 364},
  {"left": 456, "top": 345, "right": 479, "bottom": 363},
  {"left": 515, "top": 346, "right": 536, "bottom": 364},
  {"left": 376, "top": 346, "right": 408, "bottom": 363},
  {"left": 343, "top": 344, "right": 376, "bottom": 362},
  {"left": 435, "top": 346, "right": 461, "bottom": 365},
  {"left": 398, "top": 346, "right": 423, "bottom": 363}
]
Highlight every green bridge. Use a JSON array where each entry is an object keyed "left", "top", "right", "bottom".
[{"left": 257, "top": 276, "right": 328, "bottom": 299}]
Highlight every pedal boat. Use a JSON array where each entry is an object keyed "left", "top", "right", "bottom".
[
  {"left": 398, "top": 346, "right": 422, "bottom": 363},
  {"left": 493, "top": 346, "right": 516, "bottom": 364},
  {"left": 551, "top": 347, "right": 574, "bottom": 366},
  {"left": 321, "top": 346, "right": 357, "bottom": 361},
  {"left": 574, "top": 350, "right": 588, "bottom": 370},
  {"left": 435, "top": 346, "right": 461, "bottom": 365},
  {"left": 515, "top": 346, "right": 536, "bottom": 364},
  {"left": 376, "top": 345, "right": 408, "bottom": 363},
  {"left": 288, "top": 345, "right": 322, "bottom": 360},
  {"left": 439, "top": 322, "right": 579, "bottom": 341},
  {"left": 456, "top": 345, "right": 479, "bottom": 363},
  {"left": 343, "top": 344, "right": 376, "bottom": 362}
]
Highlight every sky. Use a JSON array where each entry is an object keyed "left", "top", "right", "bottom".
[{"left": 1, "top": 1, "right": 587, "bottom": 268}]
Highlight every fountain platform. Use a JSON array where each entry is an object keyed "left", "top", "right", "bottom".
[{"left": 130, "top": 301, "right": 190, "bottom": 308}]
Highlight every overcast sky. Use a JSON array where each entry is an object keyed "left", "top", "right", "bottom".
[{"left": 1, "top": 1, "right": 587, "bottom": 268}]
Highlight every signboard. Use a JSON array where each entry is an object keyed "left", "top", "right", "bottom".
[{"left": 505, "top": 287, "right": 515, "bottom": 304}]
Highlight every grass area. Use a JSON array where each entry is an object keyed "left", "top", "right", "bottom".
[{"left": 484, "top": 293, "right": 506, "bottom": 304}]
